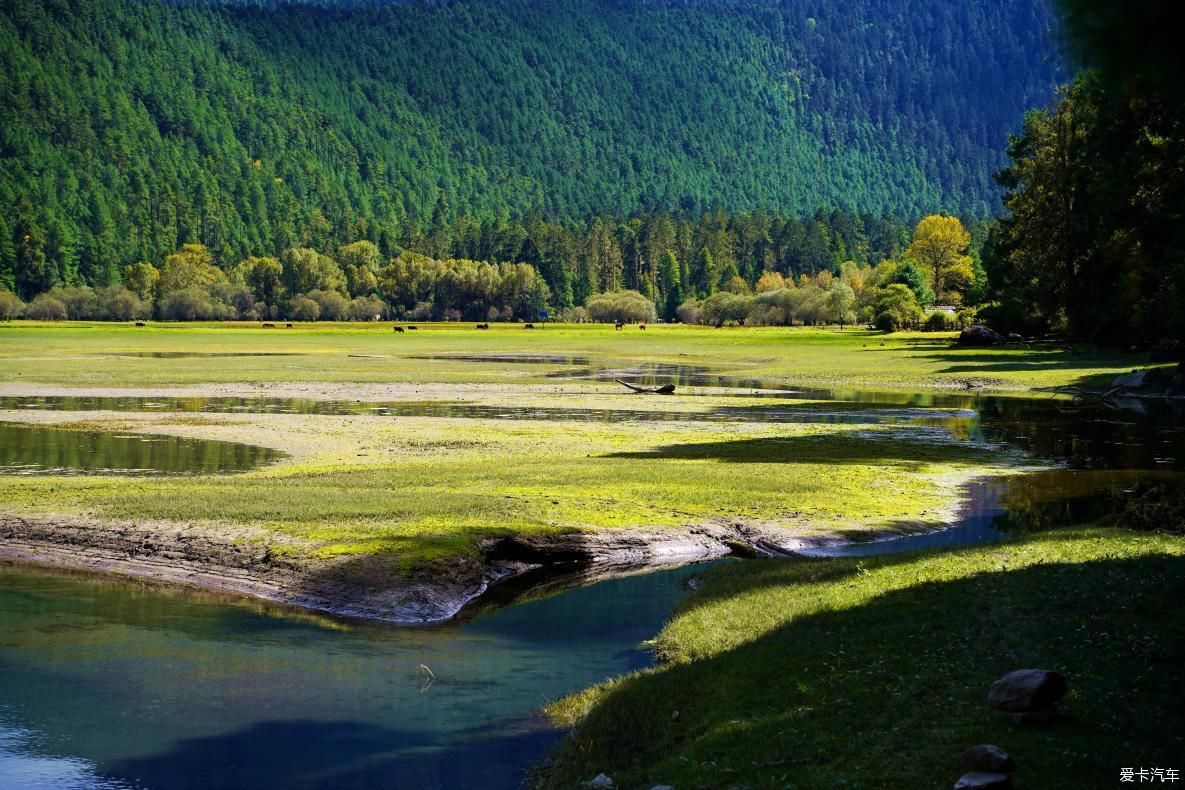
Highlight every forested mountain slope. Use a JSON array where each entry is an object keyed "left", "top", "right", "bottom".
[{"left": 0, "top": 0, "right": 1058, "bottom": 286}]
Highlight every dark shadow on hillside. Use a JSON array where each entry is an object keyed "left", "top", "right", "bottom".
[
  {"left": 607, "top": 433, "right": 999, "bottom": 467},
  {"left": 542, "top": 545, "right": 1185, "bottom": 788}
]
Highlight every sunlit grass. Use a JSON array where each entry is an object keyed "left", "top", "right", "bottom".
[{"left": 0, "top": 412, "right": 1011, "bottom": 566}]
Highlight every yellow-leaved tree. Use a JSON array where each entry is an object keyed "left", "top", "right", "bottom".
[{"left": 906, "top": 215, "right": 973, "bottom": 304}]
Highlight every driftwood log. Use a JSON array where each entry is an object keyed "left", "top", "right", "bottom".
[{"left": 616, "top": 379, "right": 676, "bottom": 394}]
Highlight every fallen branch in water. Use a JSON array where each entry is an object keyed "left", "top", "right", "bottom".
[{"left": 616, "top": 379, "right": 676, "bottom": 395}]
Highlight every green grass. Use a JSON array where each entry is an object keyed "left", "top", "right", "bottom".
[
  {"left": 0, "top": 321, "right": 1145, "bottom": 391},
  {"left": 0, "top": 321, "right": 1153, "bottom": 569},
  {"left": 540, "top": 526, "right": 1185, "bottom": 788},
  {"left": 0, "top": 414, "right": 1010, "bottom": 567}
]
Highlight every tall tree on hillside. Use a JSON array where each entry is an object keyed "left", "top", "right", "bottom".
[
  {"left": 658, "top": 251, "right": 683, "bottom": 320},
  {"left": 906, "top": 215, "right": 974, "bottom": 303}
]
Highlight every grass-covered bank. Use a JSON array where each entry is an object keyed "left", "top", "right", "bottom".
[
  {"left": 0, "top": 408, "right": 1009, "bottom": 567},
  {"left": 540, "top": 526, "right": 1185, "bottom": 788}
]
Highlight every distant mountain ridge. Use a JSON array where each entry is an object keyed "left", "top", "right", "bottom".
[{"left": 0, "top": 0, "right": 1059, "bottom": 284}]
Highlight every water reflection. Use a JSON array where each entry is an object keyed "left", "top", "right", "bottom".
[
  {"left": 801, "top": 469, "right": 1165, "bottom": 557},
  {"left": 3, "top": 390, "right": 1183, "bottom": 472},
  {"left": 0, "top": 423, "right": 283, "bottom": 475}
]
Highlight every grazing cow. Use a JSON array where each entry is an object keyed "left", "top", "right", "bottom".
[
  {"left": 262, "top": 322, "right": 276, "bottom": 328},
  {"left": 134, "top": 321, "right": 145, "bottom": 327},
  {"left": 407, "top": 325, "right": 418, "bottom": 330},
  {"left": 615, "top": 321, "right": 623, "bottom": 331},
  {"left": 639, "top": 323, "right": 647, "bottom": 330},
  {"left": 476, "top": 323, "right": 489, "bottom": 330},
  {"left": 393, "top": 326, "right": 405, "bottom": 333},
  {"left": 524, "top": 323, "right": 534, "bottom": 329},
  {"left": 286, "top": 322, "right": 293, "bottom": 328}
]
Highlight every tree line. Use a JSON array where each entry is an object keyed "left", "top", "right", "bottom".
[
  {"left": 0, "top": 211, "right": 985, "bottom": 332},
  {"left": 981, "top": 0, "right": 1185, "bottom": 347}
]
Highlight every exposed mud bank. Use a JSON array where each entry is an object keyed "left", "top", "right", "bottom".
[{"left": 0, "top": 513, "right": 819, "bottom": 624}]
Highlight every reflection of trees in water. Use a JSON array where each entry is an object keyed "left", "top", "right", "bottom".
[{"left": 0, "top": 423, "right": 281, "bottom": 475}]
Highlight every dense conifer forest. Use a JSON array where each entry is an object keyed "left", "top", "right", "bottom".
[{"left": 1, "top": 0, "right": 1058, "bottom": 302}]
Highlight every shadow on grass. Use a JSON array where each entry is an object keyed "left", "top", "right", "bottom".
[
  {"left": 541, "top": 533, "right": 1185, "bottom": 789},
  {"left": 913, "top": 347, "right": 1139, "bottom": 378},
  {"left": 607, "top": 433, "right": 1000, "bottom": 467}
]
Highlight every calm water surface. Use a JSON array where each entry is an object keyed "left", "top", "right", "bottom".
[
  {"left": 0, "top": 423, "right": 283, "bottom": 476},
  {"left": 0, "top": 562, "right": 705, "bottom": 789}
]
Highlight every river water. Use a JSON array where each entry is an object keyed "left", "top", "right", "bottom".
[
  {"left": 1, "top": 379, "right": 1183, "bottom": 787},
  {"left": 0, "top": 561, "right": 705, "bottom": 789}
]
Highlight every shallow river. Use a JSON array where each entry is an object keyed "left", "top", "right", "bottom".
[{"left": 0, "top": 561, "right": 703, "bottom": 789}]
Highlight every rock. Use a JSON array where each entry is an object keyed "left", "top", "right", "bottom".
[
  {"left": 1006, "top": 332, "right": 1026, "bottom": 343},
  {"left": 954, "top": 772, "right": 1013, "bottom": 789},
  {"left": 961, "top": 745, "right": 1016, "bottom": 773},
  {"left": 588, "top": 774, "right": 615, "bottom": 789},
  {"left": 988, "top": 669, "right": 1067, "bottom": 712},
  {"left": 650, "top": 786, "right": 675, "bottom": 790},
  {"left": 957, "top": 324, "right": 1004, "bottom": 347},
  {"left": 1111, "top": 368, "right": 1169, "bottom": 390}
]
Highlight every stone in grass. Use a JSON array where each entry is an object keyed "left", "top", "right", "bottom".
[
  {"left": 988, "top": 669, "right": 1067, "bottom": 712},
  {"left": 961, "top": 745, "right": 1017, "bottom": 773},
  {"left": 954, "top": 772, "right": 1013, "bottom": 789},
  {"left": 588, "top": 774, "right": 615, "bottom": 789},
  {"left": 957, "top": 324, "right": 1004, "bottom": 347}
]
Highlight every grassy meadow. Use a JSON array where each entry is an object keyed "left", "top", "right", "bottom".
[{"left": 0, "top": 321, "right": 1136, "bottom": 568}]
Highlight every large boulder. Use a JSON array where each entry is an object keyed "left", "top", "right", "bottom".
[
  {"left": 988, "top": 669, "right": 1067, "bottom": 712},
  {"left": 954, "top": 772, "right": 1013, "bottom": 789},
  {"left": 961, "top": 745, "right": 1017, "bottom": 773},
  {"left": 957, "top": 324, "right": 1004, "bottom": 347},
  {"left": 1111, "top": 367, "right": 1170, "bottom": 390}
]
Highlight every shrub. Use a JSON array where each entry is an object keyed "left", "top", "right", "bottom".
[
  {"left": 25, "top": 294, "right": 68, "bottom": 320},
  {"left": 94, "top": 286, "right": 149, "bottom": 321},
  {"left": 560, "top": 306, "right": 589, "bottom": 323},
  {"left": 211, "top": 284, "right": 260, "bottom": 320},
  {"left": 50, "top": 285, "right": 98, "bottom": 320},
  {"left": 874, "top": 311, "right": 900, "bottom": 332},
  {"left": 585, "top": 291, "right": 656, "bottom": 323},
  {"left": 872, "top": 284, "right": 923, "bottom": 331},
  {"left": 158, "top": 287, "right": 235, "bottom": 321},
  {"left": 347, "top": 295, "right": 387, "bottom": 321},
  {"left": 287, "top": 294, "right": 321, "bottom": 322},
  {"left": 924, "top": 311, "right": 956, "bottom": 331},
  {"left": 0, "top": 288, "right": 24, "bottom": 320},
  {"left": 700, "top": 291, "right": 754, "bottom": 326},
  {"left": 676, "top": 299, "right": 703, "bottom": 325},
  {"left": 407, "top": 301, "right": 434, "bottom": 322},
  {"left": 307, "top": 289, "right": 350, "bottom": 321}
]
